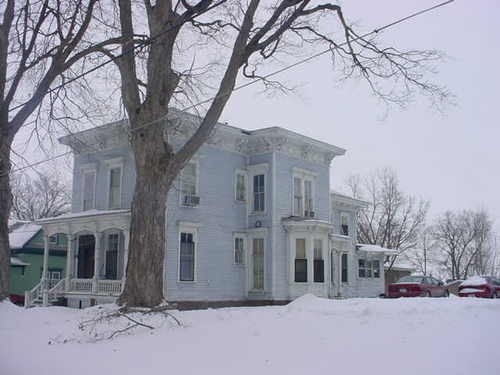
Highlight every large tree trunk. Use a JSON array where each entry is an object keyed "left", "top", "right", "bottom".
[
  {"left": 117, "top": 112, "right": 174, "bottom": 307},
  {"left": 0, "top": 132, "right": 12, "bottom": 301}
]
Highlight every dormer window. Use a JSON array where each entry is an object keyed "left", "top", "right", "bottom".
[{"left": 341, "top": 212, "right": 350, "bottom": 236}]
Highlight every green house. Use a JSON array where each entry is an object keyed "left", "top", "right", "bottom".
[{"left": 9, "top": 222, "right": 67, "bottom": 304}]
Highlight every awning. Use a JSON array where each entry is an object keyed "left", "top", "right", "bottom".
[{"left": 357, "top": 244, "right": 398, "bottom": 255}]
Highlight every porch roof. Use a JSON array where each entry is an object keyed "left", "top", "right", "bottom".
[
  {"left": 357, "top": 243, "right": 398, "bottom": 255},
  {"left": 10, "top": 256, "right": 30, "bottom": 266},
  {"left": 282, "top": 217, "right": 333, "bottom": 232},
  {"left": 36, "top": 209, "right": 130, "bottom": 224}
]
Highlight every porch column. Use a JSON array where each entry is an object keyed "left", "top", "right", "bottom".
[
  {"left": 65, "top": 234, "right": 73, "bottom": 292},
  {"left": 41, "top": 234, "right": 49, "bottom": 306},
  {"left": 92, "top": 231, "right": 101, "bottom": 293},
  {"left": 122, "top": 231, "right": 130, "bottom": 291}
]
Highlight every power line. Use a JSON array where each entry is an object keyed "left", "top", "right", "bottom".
[{"left": 11, "top": 0, "right": 455, "bottom": 173}]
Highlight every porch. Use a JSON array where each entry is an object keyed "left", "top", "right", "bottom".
[{"left": 26, "top": 209, "right": 130, "bottom": 307}]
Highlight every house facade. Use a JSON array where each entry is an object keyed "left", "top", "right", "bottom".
[
  {"left": 32, "top": 111, "right": 394, "bottom": 308},
  {"left": 9, "top": 222, "right": 67, "bottom": 305}
]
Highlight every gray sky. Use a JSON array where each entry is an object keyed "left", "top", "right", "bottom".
[
  {"left": 12, "top": 0, "right": 499, "bottom": 230},
  {"left": 219, "top": 0, "right": 500, "bottom": 228}
]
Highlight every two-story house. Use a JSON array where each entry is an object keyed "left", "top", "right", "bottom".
[{"left": 29, "top": 110, "right": 395, "bottom": 308}]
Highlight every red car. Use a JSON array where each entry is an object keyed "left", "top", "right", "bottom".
[
  {"left": 387, "top": 275, "right": 449, "bottom": 298},
  {"left": 458, "top": 276, "right": 500, "bottom": 298}
]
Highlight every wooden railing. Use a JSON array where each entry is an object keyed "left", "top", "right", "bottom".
[
  {"left": 70, "top": 278, "right": 93, "bottom": 293},
  {"left": 97, "top": 280, "right": 122, "bottom": 295},
  {"left": 24, "top": 281, "right": 42, "bottom": 308},
  {"left": 48, "top": 279, "right": 65, "bottom": 301}
]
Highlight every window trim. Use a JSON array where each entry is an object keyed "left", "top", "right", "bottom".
[
  {"left": 179, "top": 160, "right": 200, "bottom": 208},
  {"left": 106, "top": 165, "right": 123, "bottom": 209},
  {"left": 313, "top": 239, "right": 324, "bottom": 283},
  {"left": 358, "top": 258, "right": 381, "bottom": 279},
  {"left": 233, "top": 232, "right": 246, "bottom": 265},
  {"left": 234, "top": 169, "right": 247, "bottom": 203},
  {"left": 294, "top": 238, "right": 308, "bottom": 283},
  {"left": 177, "top": 224, "right": 198, "bottom": 282},
  {"left": 81, "top": 168, "right": 96, "bottom": 211}
]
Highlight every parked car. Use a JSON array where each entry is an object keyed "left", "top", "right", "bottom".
[
  {"left": 458, "top": 276, "right": 500, "bottom": 298},
  {"left": 387, "top": 275, "right": 449, "bottom": 298}
]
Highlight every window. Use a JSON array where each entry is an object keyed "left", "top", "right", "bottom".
[
  {"left": 181, "top": 162, "right": 199, "bottom": 206},
  {"left": 105, "top": 233, "right": 119, "bottom": 280},
  {"left": 253, "top": 174, "right": 265, "bottom": 212},
  {"left": 293, "top": 177, "right": 303, "bottom": 216},
  {"left": 292, "top": 172, "right": 315, "bottom": 217},
  {"left": 48, "top": 270, "right": 62, "bottom": 280},
  {"left": 313, "top": 239, "right": 324, "bottom": 283},
  {"left": 82, "top": 170, "right": 96, "bottom": 211},
  {"left": 340, "top": 213, "right": 350, "bottom": 236},
  {"left": 252, "top": 238, "right": 264, "bottom": 290},
  {"left": 108, "top": 167, "right": 122, "bottom": 209},
  {"left": 235, "top": 172, "right": 246, "bottom": 202},
  {"left": 234, "top": 236, "right": 245, "bottom": 265},
  {"left": 179, "top": 232, "right": 195, "bottom": 281},
  {"left": 294, "top": 238, "right": 307, "bottom": 282},
  {"left": 341, "top": 253, "right": 348, "bottom": 283},
  {"left": 358, "top": 259, "right": 381, "bottom": 278},
  {"left": 49, "top": 234, "right": 58, "bottom": 245}
]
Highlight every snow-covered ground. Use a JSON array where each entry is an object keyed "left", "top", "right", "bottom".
[{"left": 1, "top": 295, "right": 499, "bottom": 375}]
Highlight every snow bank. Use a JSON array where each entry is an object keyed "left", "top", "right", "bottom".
[{"left": 1, "top": 297, "right": 499, "bottom": 375}]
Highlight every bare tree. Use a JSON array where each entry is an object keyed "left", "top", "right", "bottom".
[
  {"left": 73, "top": 0, "right": 448, "bottom": 307},
  {"left": 0, "top": 0, "right": 122, "bottom": 300},
  {"left": 347, "top": 168, "right": 429, "bottom": 271},
  {"left": 433, "top": 209, "right": 494, "bottom": 280},
  {"left": 10, "top": 171, "right": 70, "bottom": 221}
]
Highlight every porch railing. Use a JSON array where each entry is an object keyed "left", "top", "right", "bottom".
[
  {"left": 24, "top": 281, "right": 42, "bottom": 308},
  {"left": 70, "top": 278, "right": 93, "bottom": 293},
  {"left": 48, "top": 279, "right": 65, "bottom": 301},
  {"left": 97, "top": 280, "right": 122, "bottom": 295}
]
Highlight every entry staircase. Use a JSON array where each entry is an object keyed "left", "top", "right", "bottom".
[{"left": 24, "top": 279, "right": 65, "bottom": 308}]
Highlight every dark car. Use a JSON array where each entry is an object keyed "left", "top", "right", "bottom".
[
  {"left": 458, "top": 276, "right": 500, "bottom": 298},
  {"left": 387, "top": 275, "right": 449, "bottom": 298}
]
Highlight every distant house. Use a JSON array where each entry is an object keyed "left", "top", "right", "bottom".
[
  {"left": 9, "top": 222, "right": 67, "bottom": 305},
  {"left": 31, "top": 111, "right": 397, "bottom": 308}
]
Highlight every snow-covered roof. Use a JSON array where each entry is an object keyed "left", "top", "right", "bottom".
[
  {"left": 10, "top": 257, "right": 30, "bottom": 266},
  {"left": 9, "top": 223, "right": 41, "bottom": 249},
  {"left": 357, "top": 244, "right": 398, "bottom": 255},
  {"left": 36, "top": 209, "right": 130, "bottom": 224}
]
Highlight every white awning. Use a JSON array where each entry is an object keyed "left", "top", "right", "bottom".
[{"left": 357, "top": 244, "right": 398, "bottom": 255}]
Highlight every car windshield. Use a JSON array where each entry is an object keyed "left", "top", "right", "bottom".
[{"left": 397, "top": 276, "right": 424, "bottom": 284}]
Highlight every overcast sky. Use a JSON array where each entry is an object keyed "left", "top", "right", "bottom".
[
  {"left": 12, "top": 0, "right": 499, "bottom": 229},
  {"left": 218, "top": 0, "right": 500, "bottom": 228}
]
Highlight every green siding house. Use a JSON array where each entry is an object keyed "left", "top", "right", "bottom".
[{"left": 9, "top": 222, "right": 67, "bottom": 304}]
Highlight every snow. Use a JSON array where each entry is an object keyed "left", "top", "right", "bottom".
[
  {"left": 459, "top": 288, "right": 482, "bottom": 294},
  {"left": 460, "top": 276, "right": 489, "bottom": 287},
  {"left": 36, "top": 209, "right": 130, "bottom": 223},
  {"left": 10, "top": 256, "right": 30, "bottom": 266},
  {"left": 1, "top": 295, "right": 499, "bottom": 375},
  {"left": 8, "top": 222, "right": 41, "bottom": 249},
  {"left": 357, "top": 243, "right": 398, "bottom": 255}
]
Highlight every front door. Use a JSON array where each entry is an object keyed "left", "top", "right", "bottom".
[{"left": 77, "top": 235, "right": 95, "bottom": 278}]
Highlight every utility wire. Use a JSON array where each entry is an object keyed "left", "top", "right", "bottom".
[{"left": 11, "top": 0, "right": 455, "bottom": 173}]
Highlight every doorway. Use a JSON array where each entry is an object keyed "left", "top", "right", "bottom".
[{"left": 77, "top": 234, "right": 95, "bottom": 278}]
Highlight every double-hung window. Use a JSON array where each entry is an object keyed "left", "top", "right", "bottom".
[
  {"left": 179, "top": 231, "right": 195, "bottom": 281},
  {"left": 253, "top": 174, "right": 265, "bottom": 212},
  {"left": 234, "top": 236, "right": 245, "bottom": 265},
  {"left": 358, "top": 259, "right": 380, "bottom": 278},
  {"left": 105, "top": 233, "right": 119, "bottom": 280},
  {"left": 294, "top": 238, "right": 307, "bottom": 282},
  {"left": 313, "top": 239, "right": 324, "bottom": 283},
  {"left": 292, "top": 169, "right": 315, "bottom": 217},
  {"left": 82, "top": 170, "right": 96, "bottom": 211},
  {"left": 181, "top": 162, "right": 199, "bottom": 207},
  {"left": 108, "top": 167, "right": 122, "bottom": 209},
  {"left": 340, "top": 213, "right": 350, "bottom": 236},
  {"left": 235, "top": 171, "right": 247, "bottom": 202},
  {"left": 341, "top": 253, "right": 348, "bottom": 283}
]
